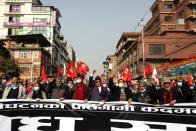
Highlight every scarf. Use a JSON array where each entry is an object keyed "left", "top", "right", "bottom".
[
  {"left": 163, "top": 88, "right": 173, "bottom": 104},
  {"left": 75, "top": 83, "right": 85, "bottom": 100}
]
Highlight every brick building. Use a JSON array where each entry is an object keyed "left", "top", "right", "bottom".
[
  {"left": 114, "top": 0, "right": 196, "bottom": 78},
  {"left": 144, "top": 0, "right": 196, "bottom": 36},
  {"left": 2, "top": 34, "right": 51, "bottom": 82}
]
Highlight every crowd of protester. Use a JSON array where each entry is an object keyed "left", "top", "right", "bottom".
[{"left": 0, "top": 70, "right": 195, "bottom": 106}]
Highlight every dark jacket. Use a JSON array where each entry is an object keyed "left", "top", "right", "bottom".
[
  {"left": 146, "top": 85, "right": 157, "bottom": 104},
  {"left": 133, "top": 90, "right": 152, "bottom": 104},
  {"left": 188, "top": 86, "right": 196, "bottom": 102},
  {"left": 172, "top": 86, "right": 187, "bottom": 103},
  {"left": 0, "top": 81, "right": 6, "bottom": 98},
  {"left": 50, "top": 83, "right": 66, "bottom": 99},
  {"left": 90, "top": 86, "right": 109, "bottom": 101},
  {"left": 108, "top": 78, "right": 133, "bottom": 101},
  {"left": 157, "top": 86, "right": 187, "bottom": 105}
]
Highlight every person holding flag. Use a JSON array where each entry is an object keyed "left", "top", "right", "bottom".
[{"left": 71, "top": 75, "right": 89, "bottom": 101}]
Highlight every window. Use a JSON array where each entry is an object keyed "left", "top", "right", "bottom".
[
  {"left": 10, "top": 5, "right": 20, "bottom": 12},
  {"left": 193, "top": 5, "right": 196, "bottom": 13},
  {"left": 33, "top": 65, "right": 38, "bottom": 72},
  {"left": 9, "top": 16, "right": 20, "bottom": 22},
  {"left": 20, "top": 51, "right": 31, "bottom": 58},
  {"left": 33, "top": 18, "right": 47, "bottom": 23},
  {"left": 32, "top": 6, "right": 50, "bottom": 12},
  {"left": 8, "top": 28, "right": 20, "bottom": 35},
  {"left": 149, "top": 44, "right": 165, "bottom": 55},
  {"left": 193, "top": 19, "right": 196, "bottom": 25},
  {"left": 20, "top": 64, "right": 30, "bottom": 72},
  {"left": 32, "top": 27, "right": 48, "bottom": 37},
  {"left": 165, "top": 16, "right": 173, "bottom": 22},
  {"left": 33, "top": 51, "right": 39, "bottom": 58},
  {"left": 176, "top": 19, "right": 184, "bottom": 24},
  {"left": 164, "top": 4, "right": 172, "bottom": 11}
]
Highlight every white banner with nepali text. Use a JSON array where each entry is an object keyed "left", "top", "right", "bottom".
[{"left": 0, "top": 99, "right": 196, "bottom": 131}]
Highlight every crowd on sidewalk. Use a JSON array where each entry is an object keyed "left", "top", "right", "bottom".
[{"left": 0, "top": 70, "right": 196, "bottom": 106}]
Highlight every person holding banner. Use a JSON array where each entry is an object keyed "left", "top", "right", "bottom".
[
  {"left": 2, "top": 76, "right": 26, "bottom": 99},
  {"left": 133, "top": 82, "right": 152, "bottom": 104},
  {"left": 108, "top": 77, "right": 133, "bottom": 103},
  {"left": 27, "top": 82, "right": 47, "bottom": 99},
  {"left": 49, "top": 77, "right": 66, "bottom": 99},
  {"left": 71, "top": 75, "right": 89, "bottom": 101},
  {"left": 64, "top": 77, "right": 75, "bottom": 99},
  {"left": 90, "top": 76, "right": 109, "bottom": 102},
  {"left": 156, "top": 79, "right": 176, "bottom": 106}
]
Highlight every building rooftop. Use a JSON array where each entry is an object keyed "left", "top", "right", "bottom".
[
  {"left": 116, "top": 32, "right": 141, "bottom": 48},
  {"left": 6, "top": 34, "right": 51, "bottom": 47}
]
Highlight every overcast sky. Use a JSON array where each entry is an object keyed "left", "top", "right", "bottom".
[{"left": 42, "top": 0, "right": 155, "bottom": 74}]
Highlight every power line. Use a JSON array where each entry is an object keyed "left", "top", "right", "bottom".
[{"left": 132, "top": 1, "right": 153, "bottom": 32}]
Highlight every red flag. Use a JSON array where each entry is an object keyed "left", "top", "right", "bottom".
[
  {"left": 80, "top": 61, "right": 89, "bottom": 74},
  {"left": 77, "top": 62, "right": 82, "bottom": 75},
  {"left": 188, "top": 72, "right": 193, "bottom": 86},
  {"left": 41, "top": 65, "right": 47, "bottom": 81},
  {"left": 121, "top": 65, "right": 132, "bottom": 82},
  {"left": 77, "top": 61, "right": 89, "bottom": 76},
  {"left": 57, "top": 65, "right": 63, "bottom": 77},
  {"left": 145, "top": 64, "right": 152, "bottom": 78},
  {"left": 66, "top": 60, "right": 77, "bottom": 80}
]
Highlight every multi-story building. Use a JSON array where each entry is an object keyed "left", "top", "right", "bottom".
[
  {"left": 66, "top": 46, "right": 76, "bottom": 65},
  {"left": 144, "top": 0, "right": 196, "bottom": 36},
  {"left": 1, "top": 34, "right": 51, "bottom": 82},
  {"left": 0, "top": 0, "right": 68, "bottom": 74},
  {"left": 103, "top": 55, "right": 118, "bottom": 79},
  {"left": 115, "top": 32, "right": 141, "bottom": 78},
  {"left": 114, "top": 0, "right": 196, "bottom": 78}
]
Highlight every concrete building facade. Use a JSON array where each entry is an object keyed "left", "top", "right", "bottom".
[{"left": 0, "top": 0, "right": 68, "bottom": 74}]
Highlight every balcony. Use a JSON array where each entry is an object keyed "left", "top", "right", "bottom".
[
  {"left": 3, "top": 22, "right": 49, "bottom": 27},
  {"left": 5, "top": 0, "right": 32, "bottom": 3}
]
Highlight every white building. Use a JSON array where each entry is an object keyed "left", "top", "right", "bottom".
[
  {"left": 66, "top": 46, "right": 76, "bottom": 64},
  {"left": 0, "top": 0, "right": 68, "bottom": 74}
]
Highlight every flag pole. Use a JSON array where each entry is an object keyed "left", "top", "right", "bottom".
[{"left": 140, "top": 18, "right": 145, "bottom": 79}]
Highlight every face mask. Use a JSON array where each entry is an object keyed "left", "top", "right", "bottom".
[
  {"left": 103, "top": 84, "right": 107, "bottom": 87},
  {"left": 68, "top": 83, "right": 73, "bottom": 87},
  {"left": 177, "top": 82, "right": 182, "bottom": 87},
  {"left": 7, "top": 82, "right": 11, "bottom": 86},
  {"left": 56, "top": 83, "right": 61, "bottom": 87},
  {"left": 165, "top": 86, "right": 170, "bottom": 91},
  {"left": 34, "top": 87, "right": 40, "bottom": 91},
  {"left": 76, "top": 79, "right": 82, "bottom": 84},
  {"left": 2, "top": 79, "right": 6, "bottom": 84},
  {"left": 119, "top": 83, "right": 124, "bottom": 88},
  {"left": 73, "top": 81, "right": 77, "bottom": 84},
  {"left": 190, "top": 86, "right": 194, "bottom": 90}
]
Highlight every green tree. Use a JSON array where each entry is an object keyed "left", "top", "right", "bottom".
[{"left": 0, "top": 58, "right": 20, "bottom": 78}]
